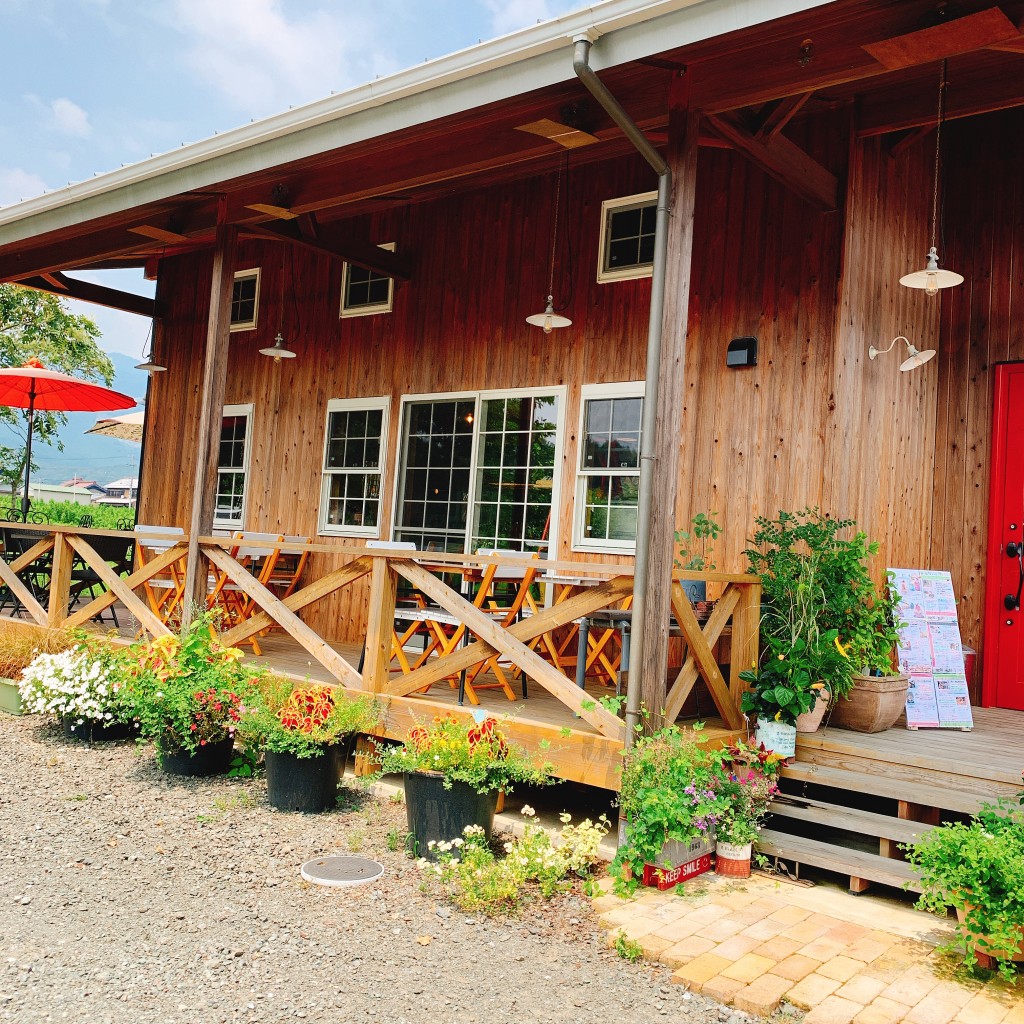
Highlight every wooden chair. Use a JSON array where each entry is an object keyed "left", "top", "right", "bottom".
[
  {"left": 134, "top": 524, "right": 186, "bottom": 625},
  {"left": 207, "top": 532, "right": 283, "bottom": 653},
  {"left": 265, "top": 535, "right": 311, "bottom": 601}
]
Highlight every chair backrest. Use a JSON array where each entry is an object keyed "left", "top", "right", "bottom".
[
  {"left": 476, "top": 548, "right": 538, "bottom": 619},
  {"left": 268, "top": 535, "right": 312, "bottom": 599},
  {"left": 78, "top": 515, "right": 93, "bottom": 529},
  {"left": 365, "top": 540, "right": 416, "bottom": 551},
  {"left": 135, "top": 524, "right": 185, "bottom": 551}
]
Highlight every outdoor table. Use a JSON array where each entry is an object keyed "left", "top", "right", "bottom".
[{"left": 575, "top": 608, "right": 634, "bottom": 696}]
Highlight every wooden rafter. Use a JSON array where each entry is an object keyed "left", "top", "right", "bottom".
[
  {"left": 706, "top": 112, "right": 838, "bottom": 211},
  {"left": 19, "top": 271, "right": 161, "bottom": 318},
  {"left": 752, "top": 92, "right": 813, "bottom": 140}
]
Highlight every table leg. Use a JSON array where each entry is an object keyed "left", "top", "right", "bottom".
[
  {"left": 575, "top": 616, "right": 590, "bottom": 690},
  {"left": 618, "top": 623, "right": 631, "bottom": 697}
]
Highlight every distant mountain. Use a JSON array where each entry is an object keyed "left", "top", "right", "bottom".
[{"left": 0, "top": 352, "right": 149, "bottom": 488}]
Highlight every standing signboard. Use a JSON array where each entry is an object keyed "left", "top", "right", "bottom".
[{"left": 889, "top": 568, "right": 974, "bottom": 730}]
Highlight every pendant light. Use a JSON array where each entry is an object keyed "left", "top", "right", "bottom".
[
  {"left": 134, "top": 294, "right": 165, "bottom": 373},
  {"left": 899, "top": 60, "right": 963, "bottom": 296},
  {"left": 526, "top": 160, "right": 572, "bottom": 334},
  {"left": 260, "top": 246, "right": 297, "bottom": 362}
]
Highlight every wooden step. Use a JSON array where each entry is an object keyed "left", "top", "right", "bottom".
[
  {"left": 770, "top": 793, "right": 934, "bottom": 845},
  {"left": 781, "top": 760, "right": 988, "bottom": 815},
  {"left": 757, "top": 828, "right": 923, "bottom": 893}
]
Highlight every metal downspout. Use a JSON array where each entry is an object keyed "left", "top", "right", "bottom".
[{"left": 573, "top": 36, "right": 672, "bottom": 751}]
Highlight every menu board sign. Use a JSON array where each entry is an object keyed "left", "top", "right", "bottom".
[{"left": 889, "top": 568, "right": 974, "bottom": 730}]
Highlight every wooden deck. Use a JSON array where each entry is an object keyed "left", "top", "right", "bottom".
[{"left": 247, "top": 632, "right": 738, "bottom": 791}]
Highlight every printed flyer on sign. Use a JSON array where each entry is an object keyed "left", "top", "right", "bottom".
[{"left": 889, "top": 568, "right": 974, "bottom": 730}]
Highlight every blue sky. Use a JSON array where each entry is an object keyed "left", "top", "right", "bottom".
[{"left": 1, "top": 0, "right": 581, "bottom": 358}]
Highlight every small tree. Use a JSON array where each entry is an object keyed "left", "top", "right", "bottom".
[{"left": 0, "top": 284, "right": 114, "bottom": 488}]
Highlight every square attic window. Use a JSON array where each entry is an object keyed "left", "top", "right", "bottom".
[
  {"left": 229, "top": 268, "right": 260, "bottom": 331},
  {"left": 341, "top": 243, "right": 395, "bottom": 318},
  {"left": 597, "top": 192, "right": 657, "bottom": 283}
]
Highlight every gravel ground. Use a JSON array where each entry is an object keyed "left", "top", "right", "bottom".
[{"left": 0, "top": 715, "right": 763, "bottom": 1024}]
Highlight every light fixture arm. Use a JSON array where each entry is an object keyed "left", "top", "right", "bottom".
[{"left": 868, "top": 336, "right": 936, "bottom": 372}]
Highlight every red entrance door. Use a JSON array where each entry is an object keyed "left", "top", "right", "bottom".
[{"left": 983, "top": 363, "right": 1024, "bottom": 709}]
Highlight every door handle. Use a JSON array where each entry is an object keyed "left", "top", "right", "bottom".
[{"left": 1005, "top": 541, "right": 1024, "bottom": 611}]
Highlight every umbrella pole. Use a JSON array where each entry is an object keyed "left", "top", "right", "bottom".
[{"left": 21, "top": 388, "right": 35, "bottom": 517}]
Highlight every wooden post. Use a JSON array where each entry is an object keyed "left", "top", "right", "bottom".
[
  {"left": 182, "top": 221, "right": 237, "bottom": 623},
  {"left": 47, "top": 532, "right": 74, "bottom": 628},
  {"left": 729, "top": 581, "right": 762, "bottom": 717},
  {"left": 362, "top": 555, "right": 398, "bottom": 692},
  {"left": 638, "top": 73, "right": 700, "bottom": 729}
]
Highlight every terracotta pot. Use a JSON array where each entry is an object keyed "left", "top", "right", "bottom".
[
  {"left": 795, "top": 688, "right": 829, "bottom": 733},
  {"left": 955, "top": 905, "right": 1024, "bottom": 968},
  {"left": 832, "top": 673, "right": 909, "bottom": 733},
  {"left": 715, "top": 841, "right": 752, "bottom": 877}
]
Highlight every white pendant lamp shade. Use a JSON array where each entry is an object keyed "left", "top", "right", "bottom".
[
  {"left": 526, "top": 295, "right": 572, "bottom": 334},
  {"left": 899, "top": 246, "right": 964, "bottom": 295},
  {"left": 259, "top": 332, "right": 297, "bottom": 363}
]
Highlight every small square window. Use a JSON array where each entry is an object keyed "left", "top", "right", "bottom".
[
  {"left": 340, "top": 243, "right": 395, "bottom": 318},
  {"left": 230, "top": 269, "right": 260, "bottom": 331},
  {"left": 597, "top": 193, "right": 657, "bottom": 283}
]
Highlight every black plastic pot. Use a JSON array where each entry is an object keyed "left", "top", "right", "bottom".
[
  {"left": 158, "top": 735, "right": 235, "bottom": 777},
  {"left": 404, "top": 771, "right": 498, "bottom": 859},
  {"left": 62, "top": 716, "right": 135, "bottom": 743},
  {"left": 265, "top": 748, "right": 341, "bottom": 813}
]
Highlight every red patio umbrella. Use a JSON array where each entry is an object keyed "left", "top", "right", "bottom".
[{"left": 0, "top": 358, "right": 136, "bottom": 515}]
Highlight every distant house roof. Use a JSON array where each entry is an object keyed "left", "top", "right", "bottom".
[
  {"left": 60, "top": 476, "right": 104, "bottom": 491},
  {"left": 104, "top": 477, "right": 139, "bottom": 490}
]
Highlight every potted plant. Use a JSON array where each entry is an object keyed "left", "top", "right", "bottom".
[
  {"left": 715, "top": 743, "right": 783, "bottom": 877},
  {"left": 674, "top": 511, "right": 721, "bottom": 618},
  {"left": 613, "top": 723, "right": 730, "bottom": 889},
  {"left": 18, "top": 639, "right": 135, "bottom": 741},
  {"left": 905, "top": 784, "right": 1024, "bottom": 980},
  {"left": 374, "top": 713, "right": 552, "bottom": 858},
  {"left": 238, "top": 677, "right": 378, "bottom": 813},
  {"left": 119, "top": 618, "right": 257, "bottom": 776},
  {"left": 0, "top": 623, "right": 76, "bottom": 716},
  {"left": 831, "top": 572, "right": 909, "bottom": 732}
]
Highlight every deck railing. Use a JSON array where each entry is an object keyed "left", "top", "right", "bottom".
[{"left": 0, "top": 527, "right": 761, "bottom": 782}]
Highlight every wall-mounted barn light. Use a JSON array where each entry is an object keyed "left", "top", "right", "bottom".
[{"left": 868, "top": 336, "right": 935, "bottom": 372}]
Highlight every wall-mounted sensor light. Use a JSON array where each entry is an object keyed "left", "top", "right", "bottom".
[{"left": 726, "top": 337, "right": 758, "bottom": 368}]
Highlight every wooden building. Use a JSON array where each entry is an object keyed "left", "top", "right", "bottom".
[{"left": 1, "top": 2, "right": 1023, "bottom": 885}]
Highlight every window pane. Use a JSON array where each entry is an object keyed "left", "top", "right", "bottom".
[
  {"left": 230, "top": 274, "right": 258, "bottom": 326},
  {"left": 321, "top": 403, "right": 386, "bottom": 532}
]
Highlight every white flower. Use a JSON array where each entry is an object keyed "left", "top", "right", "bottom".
[{"left": 520, "top": 805, "right": 535, "bottom": 817}]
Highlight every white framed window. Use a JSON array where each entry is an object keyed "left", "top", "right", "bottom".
[
  {"left": 391, "top": 386, "right": 565, "bottom": 554},
  {"left": 340, "top": 242, "right": 395, "bottom": 318},
  {"left": 319, "top": 397, "right": 390, "bottom": 537},
  {"left": 229, "top": 268, "right": 260, "bottom": 331},
  {"left": 596, "top": 192, "right": 657, "bottom": 283},
  {"left": 574, "top": 382, "right": 644, "bottom": 553},
  {"left": 215, "top": 404, "right": 253, "bottom": 529}
]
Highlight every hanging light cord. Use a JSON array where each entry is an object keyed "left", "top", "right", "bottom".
[
  {"left": 930, "top": 59, "right": 947, "bottom": 246},
  {"left": 546, "top": 159, "right": 562, "bottom": 299}
]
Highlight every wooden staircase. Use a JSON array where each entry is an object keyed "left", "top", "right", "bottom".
[{"left": 757, "top": 712, "right": 1024, "bottom": 895}]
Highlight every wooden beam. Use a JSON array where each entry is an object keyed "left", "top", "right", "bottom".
[
  {"left": 861, "top": 7, "right": 1019, "bottom": 70},
  {"left": 244, "top": 221, "right": 410, "bottom": 280},
  {"left": 752, "top": 92, "right": 813, "bottom": 140},
  {"left": 128, "top": 224, "right": 191, "bottom": 243},
  {"left": 19, "top": 272, "right": 161, "bottom": 318},
  {"left": 637, "top": 72, "right": 701, "bottom": 732},
  {"left": 885, "top": 124, "right": 934, "bottom": 159},
  {"left": 182, "top": 219, "right": 236, "bottom": 620},
  {"left": 706, "top": 111, "right": 838, "bottom": 211}
]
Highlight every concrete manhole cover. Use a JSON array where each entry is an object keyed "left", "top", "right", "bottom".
[{"left": 300, "top": 856, "right": 384, "bottom": 887}]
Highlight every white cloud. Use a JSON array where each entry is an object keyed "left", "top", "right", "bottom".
[
  {"left": 51, "top": 98, "right": 92, "bottom": 138},
  {"left": 0, "top": 167, "right": 48, "bottom": 207},
  {"left": 484, "top": 0, "right": 557, "bottom": 35},
  {"left": 170, "top": 0, "right": 395, "bottom": 113}
]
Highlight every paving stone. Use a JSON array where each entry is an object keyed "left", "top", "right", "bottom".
[
  {"left": 852, "top": 997, "right": 913, "bottom": 1024},
  {"left": 823, "top": 922, "right": 872, "bottom": 945},
  {"left": 801, "top": 937, "right": 852, "bottom": 962},
  {"left": 862, "top": 956, "right": 915, "bottom": 985},
  {"left": 819, "top": 956, "right": 869, "bottom": 983},
  {"left": 834, "top": 975, "right": 887, "bottom": 1005},
  {"left": 768, "top": 904, "right": 813, "bottom": 926},
  {"left": 880, "top": 967, "right": 941, "bottom": 1007},
  {"left": 755, "top": 935, "right": 805, "bottom": 961},
  {"left": 701, "top": 974, "right": 748, "bottom": 1005},
  {"left": 953, "top": 991, "right": 1017, "bottom": 1024},
  {"left": 599, "top": 903, "right": 654, "bottom": 928},
  {"left": 711, "top": 933, "right": 763, "bottom": 960},
  {"left": 741, "top": 916, "right": 791, "bottom": 941},
  {"left": 670, "top": 952, "right": 733, "bottom": 991},
  {"left": 786, "top": 972, "right": 843, "bottom": 1010},
  {"left": 660, "top": 935, "right": 717, "bottom": 967},
  {"left": 696, "top": 917, "right": 748, "bottom": 942},
  {"left": 733, "top": 973, "right": 794, "bottom": 1016},
  {"left": 903, "top": 982, "right": 975, "bottom": 1024},
  {"left": 802, "top": 995, "right": 867, "bottom": 1024},
  {"left": 655, "top": 915, "right": 709, "bottom": 943},
  {"left": 720, "top": 952, "right": 779, "bottom": 983},
  {"left": 846, "top": 936, "right": 896, "bottom": 963},
  {"left": 637, "top": 933, "right": 675, "bottom": 959},
  {"left": 1001, "top": 1001, "right": 1024, "bottom": 1024},
  {"left": 715, "top": 890, "right": 759, "bottom": 910},
  {"left": 772, "top": 953, "right": 824, "bottom": 983},
  {"left": 782, "top": 918, "right": 838, "bottom": 944},
  {"left": 592, "top": 893, "right": 627, "bottom": 914}
]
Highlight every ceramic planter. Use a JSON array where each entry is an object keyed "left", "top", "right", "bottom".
[
  {"left": 832, "top": 673, "right": 909, "bottom": 733},
  {"left": 794, "top": 688, "right": 829, "bottom": 733},
  {"left": 715, "top": 841, "right": 752, "bottom": 878},
  {"left": 0, "top": 678, "right": 22, "bottom": 715},
  {"left": 403, "top": 771, "right": 498, "bottom": 860},
  {"left": 755, "top": 719, "right": 797, "bottom": 757}
]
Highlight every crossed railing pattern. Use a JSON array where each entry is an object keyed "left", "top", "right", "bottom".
[{"left": 0, "top": 528, "right": 761, "bottom": 742}]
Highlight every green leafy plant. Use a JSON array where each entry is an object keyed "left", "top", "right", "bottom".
[
  {"left": 739, "top": 635, "right": 839, "bottom": 726},
  {"left": 612, "top": 723, "right": 730, "bottom": 884},
  {"left": 237, "top": 676, "right": 379, "bottom": 759},
  {"left": 418, "top": 807, "right": 609, "bottom": 914},
  {"left": 374, "top": 713, "right": 553, "bottom": 794},
  {"left": 674, "top": 511, "right": 722, "bottom": 571},
  {"left": 743, "top": 508, "right": 901, "bottom": 706},
  {"left": 614, "top": 931, "right": 645, "bottom": 963},
  {"left": 116, "top": 615, "right": 260, "bottom": 755},
  {"left": 227, "top": 750, "right": 259, "bottom": 778},
  {"left": 905, "top": 783, "right": 1024, "bottom": 981},
  {"left": 715, "top": 743, "right": 784, "bottom": 845}
]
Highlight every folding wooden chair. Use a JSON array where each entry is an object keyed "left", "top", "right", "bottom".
[
  {"left": 266, "top": 535, "right": 311, "bottom": 601},
  {"left": 207, "top": 532, "right": 282, "bottom": 654},
  {"left": 134, "top": 524, "right": 186, "bottom": 625}
]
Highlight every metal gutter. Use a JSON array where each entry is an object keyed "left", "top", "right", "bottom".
[
  {"left": 0, "top": 0, "right": 829, "bottom": 245},
  {"left": 573, "top": 36, "right": 670, "bottom": 753}
]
